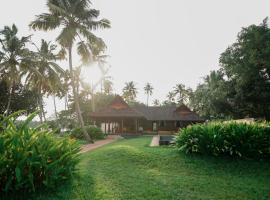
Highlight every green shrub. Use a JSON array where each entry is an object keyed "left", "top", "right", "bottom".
[
  {"left": 71, "top": 125, "right": 105, "bottom": 140},
  {"left": 0, "top": 112, "right": 80, "bottom": 192},
  {"left": 175, "top": 122, "right": 270, "bottom": 159}
]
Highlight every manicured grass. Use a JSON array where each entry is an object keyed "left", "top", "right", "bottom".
[{"left": 4, "top": 137, "right": 270, "bottom": 200}]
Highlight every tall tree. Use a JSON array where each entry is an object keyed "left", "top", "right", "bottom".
[
  {"left": 173, "top": 84, "right": 190, "bottom": 104},
  {"left": 167, "top": 91, "right": 175, "bottom": 103},
  {"left": 103, "top": 77, "right": 113, "bottom": 95},
  {"left": 30, "top": 0, "right": 110, "bottom": 142},
  {"left": 0, "top": 80, "right": 39, "bottom": 115},
  {"left": 144, "top": 82, "right": 153, "bottom": 106},
  {"left": 26, "top": 39, "right": 64, "bottom": 122},
  {"left": 190, "top": 70, "right": 232, "bottom": 119},
  {"left": 219, "top": 18, "right": 270, "bottom": 119},
  {"left": 152, "top": 99, "right": 160, "bottom": 106},
  {"left": 0, "top": 24, "right": 33, "bottom": 115},
  {"left": 122, "top": 81, "right": 138, "bottom": 102}
]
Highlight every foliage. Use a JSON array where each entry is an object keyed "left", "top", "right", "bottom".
[
  {"left": 71, "top": 125, "right": 105, "bottom": 140},
  {"left": 175, "top": 122, "right": 270, "bottom": 159},
  {"left": 190, "top": 70, "right": 233, "bottom": 119},
  {"left": 144, "top": 82, "right": 153, "bottom": 106},
  {"left": 30, "top": 0, "right": 111, "bottom": 142},
  {"left": 173, "top": 84, "right": 192, "bottom": 104},
  {"left": 0, "top": 81, "right": 39, "bottom": 115},
  {"left": 0, "top": 112, "right": 80, "bottom": 193},
  {"left": 122, "top": 81, "right": 138, "bottom": 102},
  {"left": 190, "top": 18, "right": 270, "bottom": 120}
]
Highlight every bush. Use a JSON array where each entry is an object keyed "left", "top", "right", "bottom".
[
  {"left": 175, "top": 122, "right": 270, "bottom": 159},
  {"left": 71, "top": 125, "right": 105, "bottom": 140},
  {"left": 0, "top": 112, "right": 80, "bottom": 192}
]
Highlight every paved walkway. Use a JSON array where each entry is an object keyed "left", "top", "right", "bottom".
[
  {"left": 150, "top": 135, "right": 160, "bottom": 146},
  {"left": 81, "top": 135, "right": 122, "bottom": 153}
]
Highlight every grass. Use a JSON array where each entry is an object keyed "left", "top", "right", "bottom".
[{"left": 4, "top": 136, "right": 270, "bottom": 200}]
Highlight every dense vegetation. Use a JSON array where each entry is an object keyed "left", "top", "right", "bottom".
[
  {"left": 71, "top": 126, "right": 105, "bottom": 141},
  {"left": 6, "top": 137, "right": 270, "bottom": 200},
  {"left": 176, "top": 122, "right": 270, "bottom": 159},
  {"left": 0, "top": 112, "right": 80, "bottom": 193},
  {"left": 189, "top": 18, "right": 270, "bottom": 120}
]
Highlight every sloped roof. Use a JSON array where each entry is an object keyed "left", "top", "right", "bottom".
[
  {"left": 90, "top": 95, "right": 203, "bottom": 121},
  {"left": 134, "top": 105, "right": 203, "bottom": 121},
  {"left": 90, "top": 95, "right": 144, "bottom": 118}
]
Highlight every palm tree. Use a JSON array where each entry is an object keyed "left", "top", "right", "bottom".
[
  {"left": 30, "top": 0, "right": 110, "bottom": 142},
  {"left": 167, "top": 91, "right": 175, "bottom": 103},
  {"left": 0, "top": 24, "right": 33, "bottom": 115},
  {"left": 122, "top": 81, "right": 138, "bottom": 102},
  {"left": 26, "top": 39, "right": 64, "bottom": 122},
  {"left": 173, "top": 83, "right": 189, "bottom": 104},
  {"left": 103, "top": 77, "right": 113, "bottom": 95},
  {"left": 144, "top": 82, "right": 153, "bottom": 106},
  {"left": 153, "top": 99, "right": 160, "bottom": 106}
]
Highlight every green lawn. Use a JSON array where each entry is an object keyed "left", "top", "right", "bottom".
[{"left": 6, "top": 137, "right": 270, "bottom": 200}]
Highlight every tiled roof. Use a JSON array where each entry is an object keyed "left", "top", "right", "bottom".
[{"left": 90, "top": 95, "right": 204, "bottom": 121}]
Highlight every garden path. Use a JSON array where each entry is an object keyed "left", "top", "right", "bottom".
[{"left": 80, "top": 135, "right": 122, "bottom": 153}]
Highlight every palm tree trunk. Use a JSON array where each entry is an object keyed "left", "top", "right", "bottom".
[
  {"left": 37, "top": 86, "right": 46, "bottom": 122},
  {"left": 5, "top": 83, "right": 14, "bottom": 116},
  {"left": 68, "top": 46, "right": 92, "bottom": 143},
  {"left": 65, "top": 94, "right": 68, "bottom": 111},
  {"left": 147, "top": 93, "right": 149, "bottom": 107},
  {"left": 37, "top": 88, "right": 43, "bottom": 123},
  {"left": 42, "top": 103, "right": 47, "bottom": 122},
  {"left": 53, "top": 95, "right": 58, "bottom": 119}
]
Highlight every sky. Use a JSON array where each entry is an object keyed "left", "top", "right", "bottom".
[{"left": 1, "top": 0, "right": 270, "bottom": 117}]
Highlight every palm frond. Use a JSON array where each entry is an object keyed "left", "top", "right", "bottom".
[
  {"left": 77, "top": 41, "right": 91, "bottom": 64},
  {"left": 56, "top": 25, "right": 76, "bottom": 47},
  {"left": 29, "top": 13, "right": 61, "bottom": 31}
]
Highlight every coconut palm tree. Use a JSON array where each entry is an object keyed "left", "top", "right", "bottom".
[
  {"left": 167, "top": 91, "right": 175, "bottom": 103},
  {"left": 173, "top": 83, "right": 190, "bottom": 104},
  {"left": 153, "top": 99, "right": 160, "bottom": 106},
  {"left": 0, "top": 24, "right": 33, "bottom": 115},
  {"left": 122, "top": 81, "right": 138, "bottom": 102},
  {"left": 30, "top": 0, "right": 110, "bottom": 142},
  {"left": 103, "top": 77, "right": 113, "bottom": 95},
  {"left": 144, "top": 82, "right": 153, "bottom": 106},
  {"left": 26, "top": 39, "right": 64, "bottom": 122}
]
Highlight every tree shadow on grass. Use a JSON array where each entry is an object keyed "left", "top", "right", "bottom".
[{"left": 0, "top": 173, "right": 97, "bottom": 200}]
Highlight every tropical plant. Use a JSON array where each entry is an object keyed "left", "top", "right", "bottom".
[
  {"left": 71, "top": 125, "right": 104, "bottom": 140},
  {"left": 0, "top": 24, "right": 33, "bottom": 115},
  {"left": 30, "top": 0, "right": 111, "bottom": 142},
  {"left": 0, "top": 81, "right": 39, "bottom": 114},
  {"left": 26, "top": 39, "right": 65, "bottom": 122},
  {"left": 144, "top": 82, "right": 153, "bottom": 106},
  {"left": 175, "top": 122, "right": 270, "bottom": 159},
  {"left": 0, "top": 111, "right": 80, "bottom": 192},
  {"left": 153, "top": 99, "right": 160, "bottom": 106},
  {"left": 173, "top": 84, "right": 191, "bottom": 104},
  {"left": 103, "top": 77, "right": 113, "bottom": 95},
  {"left": 122, "top": 81, "right": 138, "bottom": 102}
]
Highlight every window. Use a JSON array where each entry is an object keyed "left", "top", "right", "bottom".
[{"left": 176, "top": 121, "right": 181, "bottom": 128}]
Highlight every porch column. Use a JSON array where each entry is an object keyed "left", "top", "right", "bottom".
[
  {"left": 104, "top": 122, "right": 107, "bottom": 134},
  {"left": 134, "top": 118, "right": 138, "bottom": 133},
  {"left": 121, "top": 119, "right": 124, "bottom": 134}
]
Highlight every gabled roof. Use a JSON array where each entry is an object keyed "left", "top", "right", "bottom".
[
  {"left": 90, "top": 95, "right": 144, "bottom": 118},
  {"left": 90, "top": 95, "right": 204, "bottom": 121},
  {"left": 134, "top": 105, "right": 203, "bottom": 121}
]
